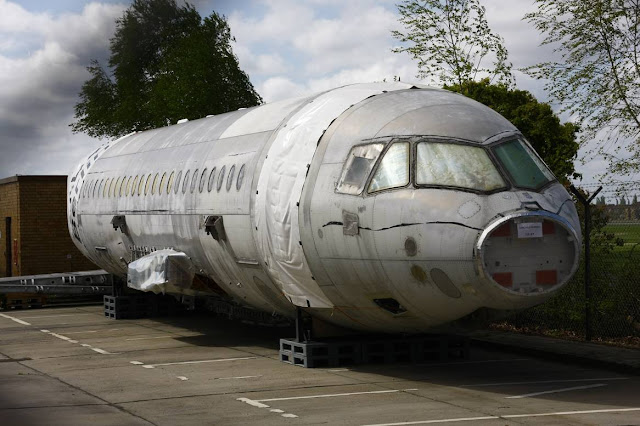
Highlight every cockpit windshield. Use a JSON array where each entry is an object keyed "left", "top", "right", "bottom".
[
  {"left": 492, "top": 139, "right": 555, "bottom": 190},
  {"left": 416, "top": 142, "right": 507, "bottom": 192}
]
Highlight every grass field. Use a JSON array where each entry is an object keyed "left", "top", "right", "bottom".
[{"left": 602, "top": 222, "right": 640, "bottom": 253}]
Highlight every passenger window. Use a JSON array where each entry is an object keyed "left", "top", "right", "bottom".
[
  {"left": 114, "top": 177, "right": 121, "bottom": 198},
  {"left": 151, "top": 173, "right": 158, "bottom": 195},
  {"left": 208, "top": 167, "right": 217, "bottom": 192},
  {"left": 369, "top": 143, "right": 410, "bottom": 193},
  {"left": 97, "top": 180, "right": 103, "bottom": 198},
  {"left": 138, "top": 175, "right": 144, "bottom": 196},
  {"left": 336, "top": 143, "right": 385, "bottom": 195},
  {"left": 217, "top": 166, "right": 226, "bottom": 192},
  {"left": 104, "top": 178, "right": 110, "bottom": 198},
  {"left": 132, "top": 176, "right": 139, "bottom": 196},
  {"left": 190, "top": 168, "right": 199, "bottom": 193},
  {"left": 167, "top": 172, "right": 174, "bottom": 194},
  {"left": 144, "top": 174, "right": 152, "bottom": 195},
  {"left": 175, "top": 170, "right": 183, "bottom": 194},
  {"left": 416, "top": 142, "right": 506, "bottom": 192},
  {"left": 182, "top": 170, "right": 191, "bottom": 194},
  {"left": 199, "top": 168, "right": 207, "bottom": 193},
  {"left": 159, "top": 173, "right": 166, "bottom": 195},
  {"left": 125, "top": 176, "right": 131, "bottom": 196},
  {"left": 236, "top": 164, "right": 245, "bottom": 191},
  {"left": 119, "top": 177, "right": 125, "bottom": 197},
  {"left": 226, "top": 165, "right": 236, "bottom": 191}
]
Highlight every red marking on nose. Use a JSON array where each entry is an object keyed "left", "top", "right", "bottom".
[
  {"left": 492, "top": 272, "right": 513, "bottom": 287},
  {"left": 491, "top": 223, "right": 511, "bottom": 237},
  {"left": 536, "top": 270, "right": 558, "bottom": 285},
  {"left": 542, "top": 220, "right": 555, "bottom": 235}
]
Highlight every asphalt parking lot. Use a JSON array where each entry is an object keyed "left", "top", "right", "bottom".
[{"left": 0, "top": 305, "right": 638, "bottom": 425}]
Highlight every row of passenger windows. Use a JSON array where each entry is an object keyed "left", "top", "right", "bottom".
[{"left": 80, "top": 164, "right": 246, "bottom": 199}]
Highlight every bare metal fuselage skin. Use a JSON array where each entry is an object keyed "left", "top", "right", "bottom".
[{"left": 67, "top": 83, "right": 581, "bottom": 333}]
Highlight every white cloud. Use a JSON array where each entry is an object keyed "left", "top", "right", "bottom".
[{"left": 0, "top": 1, "right": 125, "bottom": 177}]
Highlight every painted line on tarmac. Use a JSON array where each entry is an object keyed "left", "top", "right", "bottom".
[
  {"left": 505, "top": 383, "right": 607, "bottom": 399},
  {"left": 126, "top": 335, "right": 176, "bottom": 341},
  {"left": 217, "top": 375, "right": 262, "bottom": 380},
  {"left": 237, "top": 398, "right": 298, "bottom": 419},
  {"left": 0, "top": 313, "right": 31, "bottom": 325},
  {"left": 18, "top": 314, "right": 92, "bottom": 319},
  {"left": 416, "top": 358, "right": 529, "bottom": 367},
  {"left": 177, "top": 376, "right": 189, "bottom": 381},
  {"left": 464, "top": 377, "right": 628, "bottom": 387},
  {"left": 141, "top": 356, "right": 257, "bottom": 368},
  {"left": 361, "top": 407, "right": 640, "bottom": 425},
  {"left": 257, "top": 388, "right": 419, "bottom": 403},
  {"left": 40, "top": 329, "right": 117, "bottom": 355}
]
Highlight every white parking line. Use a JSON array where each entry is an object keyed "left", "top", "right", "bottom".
[
  {"left": 141, "top": 356, "right": 257, "bottom": 368},
  {"left": 237, "top": 398, "right": 270, "bottom": 408},
  {"left": 40, "top": 329, "right": 116, "bottom": 355},
  {"left": 217, "top": 375, "right": 262, "bottom": 380},
  {"left": 0, "top": 313, "right": 31, "bottom": 325},
  {"left": 64, "top": 330, "right": 99, "bottom": 335},
  {"left": 281, "top": 413, "right": 298, "bottom": 418},
  {"left": 177, "top": 376, "right": 189, "bottom": 381},
  {"left": 17, "top": 314, "right": 92, "bottom": 319},
  {"left": 416, "top": 358, "right": 529, "bottom": 367},
  {"left": 361, "top": 407, "right": 640, "bottom": 425},
  {"left": 505, "top": 383, "right": 607, "bottom": 399},
  {"left": 257, "top": 389, "right": 418, "bottom": 403},
  {"left": 464, "top": 377, "right": 628, "bottom": 387}
]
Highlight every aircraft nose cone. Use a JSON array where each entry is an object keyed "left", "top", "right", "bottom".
[{"left": 476, "top": 212, "right": 581, "bottom": 294}]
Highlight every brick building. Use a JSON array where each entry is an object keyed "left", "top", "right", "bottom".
[{"left": 0, "top": 175, "right": 97, "bottom": 277}]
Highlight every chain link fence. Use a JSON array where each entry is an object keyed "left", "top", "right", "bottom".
[{"left": 489, "top": 186, "right": 640, "bottom": 348}]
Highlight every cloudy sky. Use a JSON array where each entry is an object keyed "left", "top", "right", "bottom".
[{"left": 0, "top": 0, "right": 620, "bottom": 189}]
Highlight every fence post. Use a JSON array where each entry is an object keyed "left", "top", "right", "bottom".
[{"left": 569, "top": 185, "right": 602, "bottom": 342}]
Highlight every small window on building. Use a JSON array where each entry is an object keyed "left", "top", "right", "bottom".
[
  {"left": 208, "top": 167, "right": 217, "bottom": 192},
  {"left": 182, "top": 170, "right": 191, "bottom": 194},
  {"left": 151, "top": 173, "right": 159, "bottom": 195},
  {"left": 174, "top": 170, "right": 182, "bottom": 194},
  {"left": 236, "top": 164, "right": 245, "bottom": 191},
  {"left": 369, "top": 143, "right": 410, "bottom": 193},
  {"left": 336, "top": 143, "right": 385, "bottom": 195},
  {"left": 217, "top": 166, "right": 226, "bottom": 192},
  {"left": 199, "top": 168, "right": 207, "bottom": 193},
  {"left": 190, "top": 168, "right": 199, "bottom": 193},
  {"left": 166, "top": 172, "right": 174, "bottom": 194},
  {"left": 226, "top": 165, "right": 236, "bottom": 192}
]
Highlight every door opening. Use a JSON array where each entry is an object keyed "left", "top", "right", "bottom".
[{"left": 5, "top": 217, "right": 12, "bottom": 277}]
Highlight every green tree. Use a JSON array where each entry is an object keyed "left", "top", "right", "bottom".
[
  {"left": 71, "top": 0, "right": 261, "bottom": 139},
  {"left": 524, "top": 0, "right": 640, "bottom": 175},
  {"left": 392, "top": 0, "right": 513, "bottom": 89},
  {"left": 445, "top": 80, "right": 580, "bottom": 182}
]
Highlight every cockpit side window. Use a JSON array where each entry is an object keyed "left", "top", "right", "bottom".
[
  {"left": 336, "top": 143, "right": 384, "bottom": 195},
  {"left": 368, "top": 142, "right": 410, "bottom": 193},
  {"left": 416, "top": 142, "right": 507, "bottom": 192},
  {"left": 493, "top": 139, "right": 555, "bottom": 190}
]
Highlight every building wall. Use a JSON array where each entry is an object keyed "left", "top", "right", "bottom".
[
  {"left": 0, "top": 177, "right": 20, "bottom": 277},
  {"left": 0, "top": 176, "right": 97, "bottom": 277}
]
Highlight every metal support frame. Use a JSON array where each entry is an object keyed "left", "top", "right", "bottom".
[
  {"left": 569, "top": 185, "right": 602, "bottom": 342},
  {"left": 0, "top": 270, "right": 112, "bottom": 295}
]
